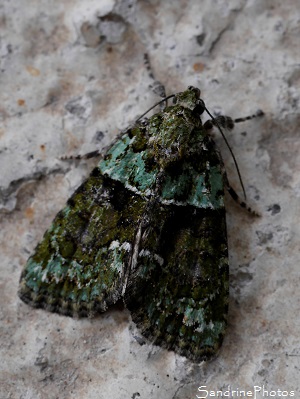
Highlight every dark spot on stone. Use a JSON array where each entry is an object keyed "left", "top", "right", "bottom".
[
  {"left": 93, "top": 131, "right": 105, "bottom": 143},
  {"left": 236, "top": 270, "right": 253, "bottom": 285},
  {"left": 256, "top": 230, "right": 273, "bottom": 245},
  {"left": 65, "top": 98, "right": 86, "bottom": 117},
  {"left": 133, "top": 335, "right": 146, "bottom": 346},
  {"left": 267, "top": 204, "right": 281, "bottom": 215},
  {"left": 196, "top": 33, "right": 206, "bottom": 46}
]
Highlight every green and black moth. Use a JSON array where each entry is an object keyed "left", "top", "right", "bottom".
[{"left": 18, "top": 86, "right": 262, "bottom": 361}]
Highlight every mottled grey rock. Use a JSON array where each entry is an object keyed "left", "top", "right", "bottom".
[{"left": 1, "top": 0, "right": 299, "bottom": 398}]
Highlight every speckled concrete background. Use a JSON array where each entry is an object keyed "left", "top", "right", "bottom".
[{"left": 1, "top": 0, "right": 300, "bottom": 398}]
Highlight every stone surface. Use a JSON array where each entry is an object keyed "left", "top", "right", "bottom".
[{"left": 1, "top": 0, "right": 299, "bottom": 398}]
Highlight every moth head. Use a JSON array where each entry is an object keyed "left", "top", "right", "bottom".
[
  {"left": 148, "top": 87, "right": 206, "bottom": 168},
  {"left": 173, "top": 86, "right": 206, "bottom": 116}
]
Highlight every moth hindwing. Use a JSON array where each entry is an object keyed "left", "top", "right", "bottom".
[{"left": 19, "top": 86, "right": 229, "bottom": 362}]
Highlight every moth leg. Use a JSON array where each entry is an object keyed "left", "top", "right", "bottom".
[
  {"left": 60, "top": 150, "right": 102, "bottom": 161},
  {"left": 225, "top": 179, "right": 259, "bottom": 216},
  {"left": 234, "top": 109, "right": 264, "bottom": 124},
  {"left": 203, "top": 110, "right": 264, "bottom": 131},
  {"left": 144, "top": 53, "right": 166, "bottom": 105},
  {"left": 216, "top": 154, "right": 259, "bottom": 216},
  {"left": 203, "top": 115, "right": 235, "bottom": 131},
  {"left": 218, "top": 154, "right": 259, "bottom": 216}
]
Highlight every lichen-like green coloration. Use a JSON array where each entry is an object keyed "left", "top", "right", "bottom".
[
  {"left": 19, "top": 87, "right": 229, "bottom": 362},
  {"left": 99, "top": 93, "right": 224, "bottom": 209}
]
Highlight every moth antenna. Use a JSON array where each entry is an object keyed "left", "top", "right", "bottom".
[
  {"left": 144, "top": 53, "right": 166, "bottom": 99},
  {"left": 204, "top": 107, "right": 247, "bottom": 200},
  {"left": 136, "top": 94, "right": 175, "bottom": 122}
]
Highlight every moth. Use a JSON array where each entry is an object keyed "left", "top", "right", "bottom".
[{"left": 18, "top": 86, "right": 262, "bottom": 361}]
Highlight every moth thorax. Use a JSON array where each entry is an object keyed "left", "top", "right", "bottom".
[{"left": 150, "top": 132, "right": 191, "bottom": 166}]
